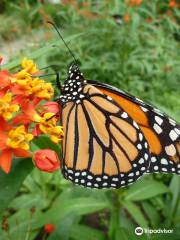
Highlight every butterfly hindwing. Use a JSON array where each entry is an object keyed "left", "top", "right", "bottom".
[
  {"left": 61, "top": 84, "right": 151, "bottom": 189},
  {"left": 88, "top": 80, "right": 180, "bottom": 175}
]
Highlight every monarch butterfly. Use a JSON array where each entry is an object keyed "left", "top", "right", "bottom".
[{"left": 49, "top": 23, "right": 180, "bottom": 189}]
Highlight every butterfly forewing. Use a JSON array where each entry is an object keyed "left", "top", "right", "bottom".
[{"left": 88, "top": 80, "right": 180, "bottom": 175}]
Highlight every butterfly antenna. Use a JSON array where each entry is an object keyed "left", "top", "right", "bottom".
[{"left": 47, "top": 21, "right": 78, "bottom": 64}]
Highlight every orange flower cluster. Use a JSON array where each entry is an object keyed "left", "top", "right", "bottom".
[
  {"left": 124, "top": 13, "right": 131, "bottom": 23},
  {"left": 169, "top": 0, "right": 178, "bottom": 8},
  {"left": 0, "top": 59, "right": 63, "bottom": 173},
  {"left": 129, "top": 0, "right": 142, "bottom": 6},
  {"left": 123, "top": 0, "right": 143, "bottom": 24},
  {"left": 44, "top": 223, "right": 55, "bottom": 234}
]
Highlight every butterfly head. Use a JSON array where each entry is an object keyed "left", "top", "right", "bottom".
[{"left": 59, "top": 62, "right": 87, "bottom": 104}]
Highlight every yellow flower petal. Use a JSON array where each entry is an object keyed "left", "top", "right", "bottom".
[
  {"left": 50, "top": 136, "right": 59, "bottom": 144},
  {"left": 0, "top": 94, "right": 20, "bottom": 120},
  {"left": 26, "top": 133, "right": 34, "bottom": 141},
  {"left": 19, "top": 142, "right": 30, "bottom": 151},
  {"left": 7, "top": 125, "right": 33, "bottom": 150},
  {"left": 21, "top": 58, "right": 38, "bottom": 74},
  {"left": 3, "top": 93, "right": 12, "bottom": 103},
  {"left": 3, "top": 112, "right": 12, "bottom": 120},
  {"left": 9, "top": 104, "right": 19, "bottom": 112}
]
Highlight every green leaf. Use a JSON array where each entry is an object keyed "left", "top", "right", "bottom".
[
  {"left": 48, "top": 213, "right": 79, "bottom": 240},
  {"left": 119, "top": 210, "right": 135, "bottom": 233},
  {"left": 70, "top": 224, "right": 105, "bottom": 240},
  {"left": 124, "top": 179, "right": 169, "bottom": 201},
  {"left": 0, "top": 208, "right": 42, "bottom": 240},
  {"left": 115, "top": 227, "right": 148, "bottom": 240},
  {"left": 0, "top": 158, "right": 33, "bottom": 218},
  {"left": 169, "top": 175, "right": 180, "bottom": 216},
  {"left": 108, "top": 206, "right": 119, "bottom": 240},
  {"left": 0, "top": 195, "right": 109, "bottom": 239},
  {"left": 115, "top": 228, "right": 131, "bottom": 240},
  {"left": 9, "top": 194, "right": 48, "bottom": 210},
  {"left": 122, "top": 201, "right": 148, "bottom": 228},
  {"left": 141, "top": 201, "right": 160, "bottom": 227},
  {"left": 35, "top": 197, "right": 110, "bottom": 227}
]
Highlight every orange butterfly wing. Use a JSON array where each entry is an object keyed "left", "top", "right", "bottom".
[
  {"left": 61, "top": 84, "right": 151, "bottom": 188},
  {"left": 88, "top": 80, "right": 180, "bottom": 174}
]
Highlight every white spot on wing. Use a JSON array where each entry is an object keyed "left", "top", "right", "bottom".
[
  {"left": 112, "top": 178, "right": 119, "bottom": 181},
  {"left": 154, "top": 166, "right": 159, "bottom": 171},
  {"left": 107, "top": 96, "right": 112, "bottom": 101},
  {"left": 128, "top": 179, "right": 133, "bottom": 182},
  {"left": 141, "top": 106, "right": 148, "bottom": 112},
  {"left": 96, "top": 177, "right": 101, "bottom": 182},
  {"left": 87, "top": 175, "right": 93, "bottom": 180},
  {"left": 169, "top": 119, "right": 176, "bottom": 126},
  {"left": 137, "top": 144, "right": 142, "bottom": 150},
  {"left": 153, "top": 123, "right": 162, "bottom": 134},
  {"left": 155, "top": 116, "right": 163, "bottom": 125},
  {"left": 136, "top": 98, "right": 143, "bottom": 103},
  {"left": 165, "top": 144, "right": 176, "bottom": 156},
  {"left": 151, "top": 157, "right": 157, "bottom": 162},
  {"left": 161, "top": 158, "right": 168, "bottom": 165},
  {"left": 174, "top": 128, "right": 180, "bottom": 135},
  {"left": 144, "top": 153, "right": 149, "bottom": 160},
  {"left": 139, "top": 133, "right": 143, "bottom": 141},
  {"left": 121, "top": 112, "right": 128, "bottom": 118},
  {"left": 169, "top": 130, "right": 178, "bottom": 141},
  {"left": 128, "top": 173, "right": 134, "bottom": 177},
  {"left": 133, "top": 121, "right": 139, "bottom": 129},
  {"left": 139, "top": 158, "right": 144, "bottom": 164}
]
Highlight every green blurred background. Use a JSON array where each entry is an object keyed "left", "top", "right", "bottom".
[{"left": 0, "top": 0, "right": 180, "bottom": 239}]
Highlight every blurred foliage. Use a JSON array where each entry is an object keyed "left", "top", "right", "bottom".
[{"left": 0, "top": 0, "right": 180, "bottom": 240}]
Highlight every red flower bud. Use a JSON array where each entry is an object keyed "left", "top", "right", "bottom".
[
  {"left": 33, "top": 149, "right": 60, "bottom": 172},
  {"left": 44, "top": 223, "right": 55, "bottom": 233}
]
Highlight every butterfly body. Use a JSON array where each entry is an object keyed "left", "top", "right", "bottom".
[
  {"left": 59, "top": 63, "right": 87, "bottom": 105},
  {"left": 58, "top": 62, "right": 180, "bottom": 189}
]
